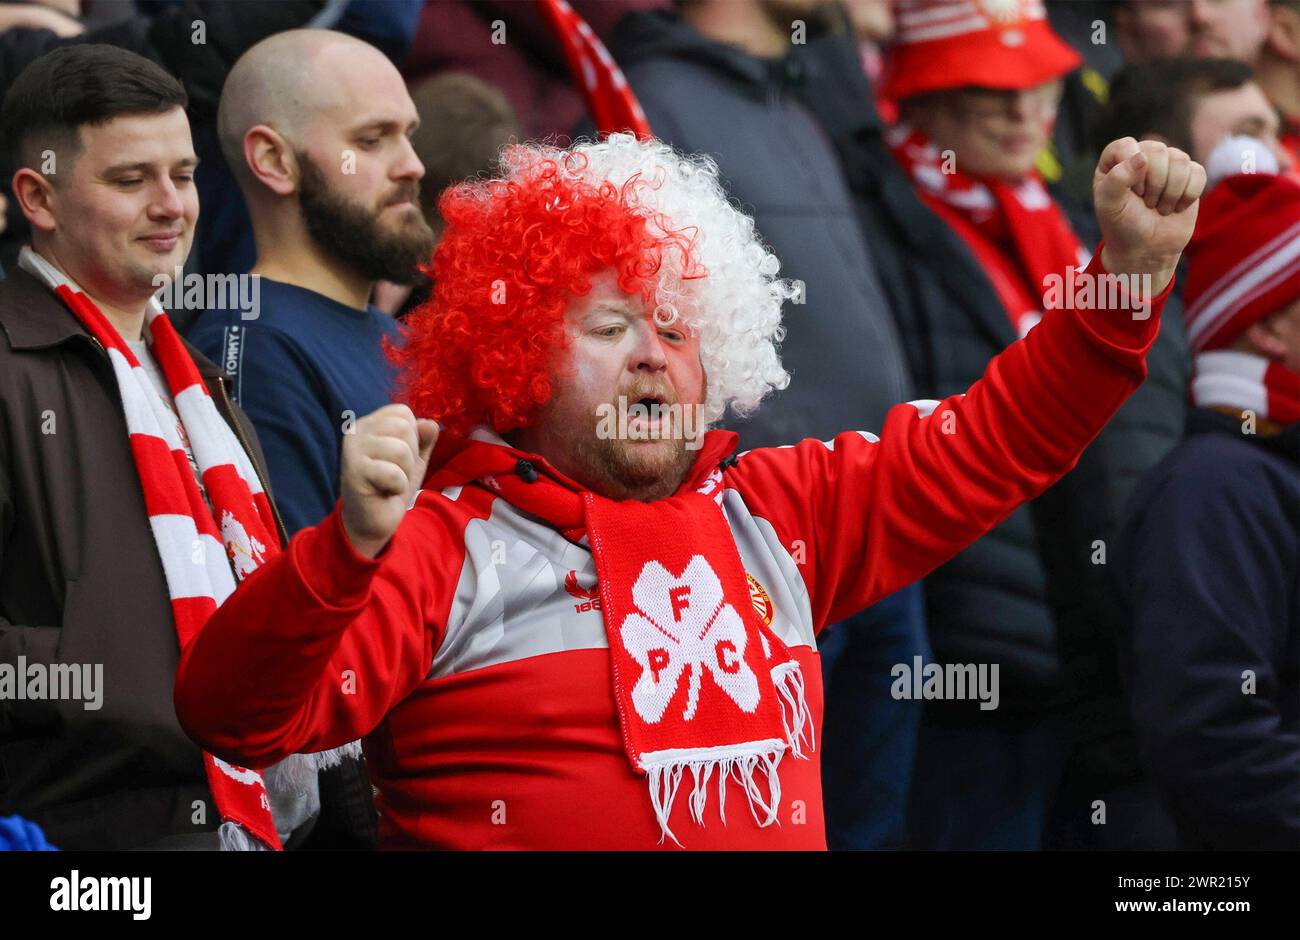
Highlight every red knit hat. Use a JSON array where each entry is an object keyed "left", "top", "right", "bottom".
[
  {"left": 882, "top": 0, "right": 1082, "bottom": 101},
  {"left": 1184, "top": 172, "right": 1300, "bottom": 353}
]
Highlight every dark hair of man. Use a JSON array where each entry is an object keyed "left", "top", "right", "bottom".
[
  {"left": 0, "top": 44, "right": 188, "bottom": 184},
  {"left": 1096, "top": 57, "right": 1255, "bottom": 154}
]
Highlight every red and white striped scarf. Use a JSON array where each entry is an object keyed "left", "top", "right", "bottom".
[
  {"left": 1191, "top": 350, "right": 1300, "bottom": 427},
  {"left": 19, "top": 247, "right": 284, "bottom": 850}
]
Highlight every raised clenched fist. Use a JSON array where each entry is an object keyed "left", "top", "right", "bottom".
[
  {"left": 1093, "top": 137, "right": 1208, "bottom": 297},
  {"left": 340, "top": 404, "right": 439, "bottom": 558}
]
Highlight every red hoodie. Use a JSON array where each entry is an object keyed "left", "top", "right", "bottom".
[{"left": 175, "top": 251, "right": 1167, "bottom": 849}]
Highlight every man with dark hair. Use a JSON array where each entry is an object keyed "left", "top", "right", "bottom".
[
  {"left": 0, "top": 0, "right": 328, "bottom": 274},
  {"left": 188, "top": 30, "right": 435, "bottom": 537},
  {"left": 0, "top": 44, "right": 341, "bottom": 850},
  {"left": 1110, "top": 0, "right": 1300, "bottom": 165},
  {"left": 1099, "top": 56, "right": 1291, "bottom": 165}
]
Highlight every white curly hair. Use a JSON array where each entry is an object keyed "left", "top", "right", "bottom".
[{"left": 503, "top": 132, "right": 794, "bottom": 426}]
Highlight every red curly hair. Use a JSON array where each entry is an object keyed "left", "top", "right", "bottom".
[{"left": 388, "top": 148, "right": 699, "bottom": 438}]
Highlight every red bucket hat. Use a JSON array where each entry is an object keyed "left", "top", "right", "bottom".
[
  {"left": 882, "top": 0, "right": 1082, "bottom": 101},
  {"left": 1184, "top": 171, "right": 1300, "bottom": 353}
]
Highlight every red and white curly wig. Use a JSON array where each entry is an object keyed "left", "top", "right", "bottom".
[{"left": 390, "top": 133, "right": 793, "bottom": 437}]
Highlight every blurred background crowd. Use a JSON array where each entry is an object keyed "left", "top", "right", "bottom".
[{"left": 0, "top": 0, "right": 1296, "bottom": 851}]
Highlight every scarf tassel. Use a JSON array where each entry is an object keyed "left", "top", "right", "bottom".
[
  {"left": 218, "top": 820, "right": 272, "bottom": 851},
  {"left": 773, "top": 660, "right": 814, "bottom": 759},
  {"left": 644, "top": 743, "right": 786, "bottom": 847},
  {"left": 642, "top": 660, "right": 814, "bottom": 846}
]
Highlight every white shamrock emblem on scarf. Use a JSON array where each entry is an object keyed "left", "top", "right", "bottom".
[{"left": 618, "top": 555, "right": 760, "bottom": 724}]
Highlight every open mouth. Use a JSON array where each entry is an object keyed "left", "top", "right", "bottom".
[{"left": 626, "top": 394, "right": 674, "bottom": 437}]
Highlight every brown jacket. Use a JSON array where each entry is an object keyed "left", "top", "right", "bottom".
[{"left": 0, "top": 267, "right": 289, "bottom": 848}]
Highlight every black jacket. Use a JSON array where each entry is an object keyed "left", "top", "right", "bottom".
[{"left": 1114, "top": 409, "right": 1299, "bottom": 850}]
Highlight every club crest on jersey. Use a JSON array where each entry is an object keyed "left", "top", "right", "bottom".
[
  {"left": 221, "top": 510, "right": 267, "bottom": 581},
  {"left": 564, "top": 569, "right": 601, "bottom": 613},
  {"left": 618, "top": 556, "right": 761, "bottom": 724},
  {"left": 746, "top": 572, "right": 774, "bottom": 628}
]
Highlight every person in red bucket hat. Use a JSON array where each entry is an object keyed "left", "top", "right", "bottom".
[
  {"left": 881, "top": 0, "right": 1201, "bottom": 852},
  {"left": 1113, "top": 136, "right": 1299, "bottom": 849},
  {"left": 884, "top": 0, "right": 1090, "bottom": 336}
]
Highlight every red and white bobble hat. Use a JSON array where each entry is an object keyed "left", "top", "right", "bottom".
[
  {"left": 1184, "top": 137, "right": 1300, "bottom": 353},
  {"left": 882, "top": 0, "right": 1081, "bottom": 101}
]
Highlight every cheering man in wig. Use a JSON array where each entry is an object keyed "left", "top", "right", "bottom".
[{"left": 176, "top": 131, "right": 1205, "bottom": 849}]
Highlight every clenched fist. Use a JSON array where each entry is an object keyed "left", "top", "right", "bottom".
[
  {"left": 340, "top": 404, "right": 439, "bottom": 558},
  {"left": 1094, "top": 137, "right": 1207, "bottom": 297}
]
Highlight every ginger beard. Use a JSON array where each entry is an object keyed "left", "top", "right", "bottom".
[
  {"left": 512, "top": 276, "right": 710, "bottom": 503},
  {"left": 577, "top": 371, "right": 709, "bottom": 502}
]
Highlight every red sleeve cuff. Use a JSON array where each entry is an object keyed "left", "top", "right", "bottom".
[
  {"left": 287, "top": 505, "right": 384, "bottom": 612},
  {"left": 1067, "top": 242, "right": 1172, "bottom": 354}
]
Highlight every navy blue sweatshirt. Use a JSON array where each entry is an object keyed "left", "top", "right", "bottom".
[
  {"left": 187, "top": 279, "right": 400, "bottom": 535},
  {"left": 1114, "top": 408, "right": 1299, "bottom": 850}
]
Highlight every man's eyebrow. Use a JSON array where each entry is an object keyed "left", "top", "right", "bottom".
[
  {"left": 102, "top": 157, "right": 199, "bottom": 175},
  {"left": 350, "top": 117, "right": 420, "bottom": 135},
  {"left": 583, "top": 302, "right": 634, "bottom": 316},
  {"left": 1233, "top": 115, "right": 1274, "bottom": 134}
]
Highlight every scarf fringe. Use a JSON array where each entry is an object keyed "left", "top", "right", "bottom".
[
  {"left": 643, "top": 742, "right": 786, "bottom": 847},
  {"left": 218, "top": 820, "right": 273, "bottom": 851},
  {"left": 262, "top": 737, "right": 363, "bottom": 808},
  {"left": 638, "top": 662, "right": 814, "bottom": 846},
  {"left": 311, "top": 739, "right": 363, "bottom": 771},
  {"left": 772, "top": 661, "right": 814, "bottom": 759}
]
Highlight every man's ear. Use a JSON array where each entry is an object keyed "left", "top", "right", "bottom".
[
  {"left": 10, "top": 167, "right": 58, "bottom": 233},
  {"left": 243, "top": 124, "right": 299, "bottom": 197},
  {"left": 1266, "top": 4, "right": 1300, "bottom": 61},
  {"left": 1245, "top": 317, "right": 1289, "bottom": 360}
]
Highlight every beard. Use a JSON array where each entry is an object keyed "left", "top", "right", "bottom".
[
  {"left": 564, "top": 375, "right": 708, "bottom": 503},
  {"left": 297, "top": 151, "right": 436, "bottom": 285}
]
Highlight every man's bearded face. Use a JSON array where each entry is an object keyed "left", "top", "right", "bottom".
[
  {"left": 297, "top": 148, "right": 435, "bottom": 284},
  {"left": 513, "top": 270, "right": 709, "bottom": 502}
]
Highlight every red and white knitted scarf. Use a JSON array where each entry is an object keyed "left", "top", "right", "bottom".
[
  {"left": 20, "top": 247, "right": 284, "bottom": 850},
  {"left": 437, "top": 433, "right": 812, "bottom": 845},
  {"left": 1191, "top": 350, "right": 1300, "bottom": 426},
  {"left": 886, "top": 122, "right": 1087, "bottom": 337}
]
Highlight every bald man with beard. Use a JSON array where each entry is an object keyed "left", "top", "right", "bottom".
[
  {"left": 189, "top": 30, "right": 435, "bottom": 536},
  {"left": 187, "top": 33, "right": 435, "bottom": 846}
]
